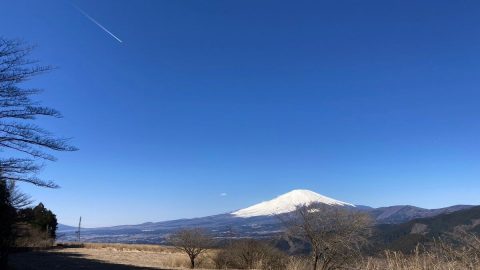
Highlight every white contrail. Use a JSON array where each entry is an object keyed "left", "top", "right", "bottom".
[{"left": 71, "top": 3, "right": 123, "bottom": 43}]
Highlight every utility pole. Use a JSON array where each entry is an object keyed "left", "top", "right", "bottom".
[{"left": 76, "top": 216, "right": 82, "bottom": 242}]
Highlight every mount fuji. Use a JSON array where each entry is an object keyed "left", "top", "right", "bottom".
[
  {"left": 232, "top": 189, "right": 354, "bottom": 218},
  {"left": 58, "top": 189, "right": 473, "bottom": 244}
]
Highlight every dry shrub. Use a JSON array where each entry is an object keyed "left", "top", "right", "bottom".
[
  {"left": 156, "top": 253, "right": 190, "bottom": 268},
  {"left": 357, "top": 235, "right": 480, "bottom": 270},
  {"left": 14, "top": 223, "right": 54, "bottom": 248},
  {"left": 285, "top": 256, "right": 310, "bottom": 270},
  {"left": 214, "top": 239, "right": 287, "bottom": 270},
  {"left": 195, "top": 252, "right": 217, "bottom": 269},
  {"left": 152, "top": 250, "right": 215, "bottom": 269},
  {"left": 60, "top": 242, "right": 176, "bottom": 253},
  {"left": 283, "top": 231, "right": 480, "bottom": 270}
]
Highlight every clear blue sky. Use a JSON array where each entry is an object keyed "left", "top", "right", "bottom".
[{"left": 2, "top": 0, "right": 480, "bottom": 227}]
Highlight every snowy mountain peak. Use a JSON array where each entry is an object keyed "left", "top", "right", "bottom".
[{"left": 232, "top": 189, "right": 355, "bottom": 218}]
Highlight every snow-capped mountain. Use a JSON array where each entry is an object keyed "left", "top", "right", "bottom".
[
  {"left": 57, "top": 189, "right": 473, "bottom": 244},
  {"left": 232, "top": 189, "right": 355, "bottom": 218}
]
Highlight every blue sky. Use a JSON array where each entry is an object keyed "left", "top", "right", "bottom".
[{"left": 2, "top": 0, "right": 480, "bottom": 227}]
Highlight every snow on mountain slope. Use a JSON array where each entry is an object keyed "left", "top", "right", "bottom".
[{"left": 232, "top": 189, "right": 355, "bottom": 218}]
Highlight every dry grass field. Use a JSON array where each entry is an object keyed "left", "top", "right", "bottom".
[
  {"left": 9, "top": 241, "right": 480, "bottom": 270},
  {"left": 10, "top": 243, "right": 216, "bottom": 270}
]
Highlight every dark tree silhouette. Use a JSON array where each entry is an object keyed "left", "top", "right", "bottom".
[
  {"left": 0, "top": 37, "right": 77, "bottom": 188},
  {"left": 0, "top": 177, "right": 15, "bottom": 269},
  {"left": 0, "top": 37, "right": 76, "bottom": 268},
  {"left": 17, "top": 203, "right": 58, "bottom": 239},
  {"left": 7, "top": 180, "right": 32, "bottom": 209},
  {"left": 168, "top": 228, "right": 213, "bottom": 269}
]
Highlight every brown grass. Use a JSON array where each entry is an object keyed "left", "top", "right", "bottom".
[
  {"left": 60, "top": 242, "right": 178, "bottom": 253},
  {"left": 12, "top": 239, "right": 480, "bottom": 270},
  {"left": 53, "top": 242, "right": 217, "bottom": 269},
  {"left": 357, "top": 246, "right": 480, "bottom": 270}
]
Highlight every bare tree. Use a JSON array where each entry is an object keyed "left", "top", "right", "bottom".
[
  {"left": 0, "top": 37, "right": 77, "bottom": 188},
  {"left": 169, "top": 228, "right": 213, "bottom": 269},
  {"left": 7, "top": 180, "right": 32, "bottom": 208},
  {"left": 214, "top": 238, "right": 286, "bottom": 270},
  {"left": 0, "top": 37, "right": 77, "bottom": 268},
  {"left": 281, "top": 203, "right": 372, "bottom": 270}
]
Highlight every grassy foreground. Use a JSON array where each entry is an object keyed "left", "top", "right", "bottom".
[
  {"left": 9, "top": 241, "right": 480, "bottom": 270},
  {"left": 10, "top": 243, "right": 216, "bottom": 270}
]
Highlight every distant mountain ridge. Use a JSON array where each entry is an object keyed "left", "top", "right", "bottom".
[
  {"left": 370, "top": 204, "right": 473, "bottom": 224},
  {"left": 372, "top": 205, "right": 480, "bottom": 252},
  {"left": 58, "top": 189, "right": 475, "bottom": 244},
  {"left": 57, "top": 224, "right": 77, "bottom": 232}
]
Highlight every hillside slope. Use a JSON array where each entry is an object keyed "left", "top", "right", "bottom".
[{"left": 373, "top": 206, "right": 480, "bottom": 252}]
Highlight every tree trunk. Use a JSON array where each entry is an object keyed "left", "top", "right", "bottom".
[
  {"left": 190, "top": 256, "right": 195, "bottom": 269},
  {"left": 0, "top": 179, "right": 14, "bottom": 270},
  {"left": 312, "top": 254, "right": 319, "bottom": 270}
]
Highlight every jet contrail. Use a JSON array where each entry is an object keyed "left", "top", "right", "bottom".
[{"left": 71, "top": 3, "right": 123, "bottom": 43}]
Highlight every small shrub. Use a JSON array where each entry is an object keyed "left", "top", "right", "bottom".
[{"left": 214, "top": 239, "right": 287, "bottom": 270}]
